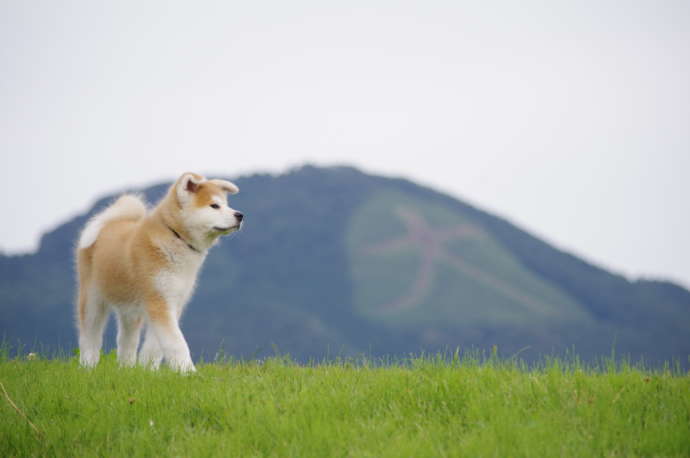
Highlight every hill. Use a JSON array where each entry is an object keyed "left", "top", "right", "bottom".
[{"left": 1, "top": 165, "right": 688, "bottom": 365}]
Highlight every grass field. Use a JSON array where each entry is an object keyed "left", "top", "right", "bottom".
[{"left": 1, "top": 350, "right": 689, "bottom": 457}]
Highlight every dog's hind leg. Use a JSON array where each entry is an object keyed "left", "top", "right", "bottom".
[
  {"left": 138, "top": 324, "right": 163, "bottom": 369},
  {"left": 78, "top": 289, "right": 109, "bottom": 368},
  {"left": 116, "top": 309, "right": 143, "bottom": 367}
]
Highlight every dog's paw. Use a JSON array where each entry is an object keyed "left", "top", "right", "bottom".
[{"left": 169, "top": 358, "right": 196, "bottom": 374}]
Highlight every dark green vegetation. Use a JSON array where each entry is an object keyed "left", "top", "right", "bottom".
[
  {"left": 1, "top": 354, "right": 689, "bottom": 457},
  {"left": 1, "top": 165, "right": 689, "bottom": 365}
]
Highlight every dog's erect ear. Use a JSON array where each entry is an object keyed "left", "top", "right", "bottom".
[
  {"left": 176, "top": 172, "right": 206, "bottom": 204},
  {"left": 209, "top": 179, "right": 239, "bottom": 195},
  {"left": 185, "top": 178, "right": 200, "bottom": 193}
]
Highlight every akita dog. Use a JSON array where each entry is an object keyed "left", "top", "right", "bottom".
[{"left": 75, "top": 172, "right": 243, "bottom": 372}]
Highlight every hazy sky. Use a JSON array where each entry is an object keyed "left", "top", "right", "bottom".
[{"left": 2, "top": 1, "right": 689, "bottom": 287}]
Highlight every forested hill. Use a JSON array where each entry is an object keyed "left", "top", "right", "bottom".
[{"left": 1, "top": 165, "right": 688, "bottom": 365}]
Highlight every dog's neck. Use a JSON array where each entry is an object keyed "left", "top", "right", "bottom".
[
  {"left": 151, "top": 200, "right": 207, "bottom": 254},
  {"left": 166, "top": 225, "right": 201, "bottom": 254}
]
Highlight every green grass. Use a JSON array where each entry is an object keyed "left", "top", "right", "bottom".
[{"left": 1, "top": 351, "right": 689, "bottom": 457}]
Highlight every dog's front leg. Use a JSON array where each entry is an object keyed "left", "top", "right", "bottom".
[{"left": 146, "top": 295, "right": 196, "bottom": 373}]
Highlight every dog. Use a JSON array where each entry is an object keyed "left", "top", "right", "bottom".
[{"left": 75, "top": 172, "right": 243, "bottom": 372}]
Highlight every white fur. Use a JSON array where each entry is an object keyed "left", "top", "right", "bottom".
[
  {"left": 209, "top": 179, "right": 239, "bottom": 194},
  {"left": 78, "top": 286, "right": 108, "bottom": 368},
  {"left": 138, "top": 254, "right": 205, "bottom": 372},
  {"left": 78, "top": 195, "right": 146, "bottom": 249},
  {"left": 115, "top": 307, "right": 145, "bottom": 367},
  {"left": 177, "top": 189, "right": 243, "bottom": 252}
]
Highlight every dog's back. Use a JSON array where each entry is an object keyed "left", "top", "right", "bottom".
[
  {"left": 76, "top": 195, "right": 147, "bottom": 319},
  {"left": 78, "top": 194, "right": 146, "bottom": 250}
]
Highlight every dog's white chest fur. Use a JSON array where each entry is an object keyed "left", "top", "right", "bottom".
[{"left": 155, "top": 250, "right": 205, "bottom": 314}]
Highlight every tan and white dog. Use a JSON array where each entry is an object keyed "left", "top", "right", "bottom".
[{"left": 75, "top": 172, "right": 243, "bottom": 372}]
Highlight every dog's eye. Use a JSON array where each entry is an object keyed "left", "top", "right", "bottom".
[{"left": 210, "top": 204, "right": 220, "bottom": 209}]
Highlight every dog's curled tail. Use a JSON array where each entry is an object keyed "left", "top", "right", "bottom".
[{"left": 78, "top": 194, "right": 146, "bottom": 250}]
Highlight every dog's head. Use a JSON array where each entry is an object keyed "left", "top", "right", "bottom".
[{"left": 174, "top": 172, "right": 244, "bottom": 242}]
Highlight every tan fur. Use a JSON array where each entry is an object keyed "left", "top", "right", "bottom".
[{"left": 75, "top": 172, "right": 242, "bottom": 372}]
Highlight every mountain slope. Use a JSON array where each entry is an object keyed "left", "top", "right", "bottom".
[{"left": 1, "top": 165, "right": 688, "bottom": 365}]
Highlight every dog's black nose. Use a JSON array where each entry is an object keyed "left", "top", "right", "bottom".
[{"left": 234, "top": 211, "right": 244, "bottom": 221}]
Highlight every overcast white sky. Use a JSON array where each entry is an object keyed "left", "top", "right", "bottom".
[{"left": 1, "top": 1, "right": 689, "bottom": 288}]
